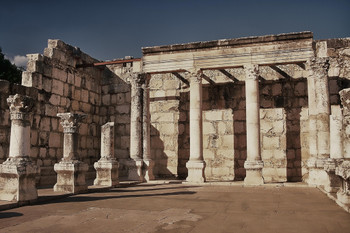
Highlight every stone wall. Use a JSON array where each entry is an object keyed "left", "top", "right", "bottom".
[
  {"left": 102, "top": 62, "right": 133, "bottom": 177},
  {"left": 0, "top": 40, "right": 110, "bottom": 185}
]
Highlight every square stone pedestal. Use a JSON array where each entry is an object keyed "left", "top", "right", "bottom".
[
  {"left": 0, "top": 157, "right": 39, "bottom": 202},
  {"left": 307, "top": 158, "right": 330, "bottom": 186},
  {"left": 143, "top": 160, "right": 155, "bottom": 181},
  {"left": 323, "top": 159, "right": 342, "bottom": 193},
  {"left": 94, "top": 159, "right": 119, "bottom": 187},
  {"left": 127, "top": 159, "right": 144, "bottom": 182},
  {"left": 337, "top": 190, "right": 350, "bottom": 205},
  {"left": 54, "top": 161, "right": 88, "bottom": 194},
  {"left": 244, "top": 161, "right": 264, "bottom": 186},
  {"left": 186, "top": 161, "right": 206, "bottom": 183}
]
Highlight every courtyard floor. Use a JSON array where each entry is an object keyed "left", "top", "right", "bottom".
[{"left": 0, "top": 182, "right": 350, "bottom": 233}]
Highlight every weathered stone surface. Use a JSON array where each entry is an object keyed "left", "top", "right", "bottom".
[
  {"left": 94, "top": 122, "right": 119, "bottom": 186},
  {"left": 54, "top": 113, "right": 88, "bottom": 193},
  {"left": 0, "top": 94, "right": 39, "bottom": 202}
]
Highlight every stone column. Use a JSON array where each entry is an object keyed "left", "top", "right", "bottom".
[
  {"left": 0, "top": 94, "right": 39, "bottom": 202},
  {"left": 244, "top": 64, "right": 264, "bottom": 185},
  {"left": 142, "top": 74, "right": 155, "bottom": 181},
  {"left": 94, "top": 122, "right": 119, "bottom": 186},
  {"left": 54, "top": 113, "right": 88, "bottom": 193},
  {"left": 340, "top": 88, "right": 350, "bottom": 158},
  {"left": 335, "top": 161, "right": 350, "bottom": 205},
  {"left": 186, "top": 70, "right": 206, "bottom": 183},
  {"left": 333, "top": 88, "right": 350, "bottom": 204},
  {"left": 307, "top": 57, "right": 331, "bottom": 186},
  {"left": 324, "top": 105, "right": 343, "bottom": 193},
  {"left": 128, "top": 73, "right": 145, "bottom": 181}
]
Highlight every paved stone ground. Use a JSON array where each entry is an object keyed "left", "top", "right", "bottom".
[{"left": 0, "top": 183, "right": 350, "bottom": 233}]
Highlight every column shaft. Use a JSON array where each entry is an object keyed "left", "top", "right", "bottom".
[
  {"left": 0, "top": 94, "right": 38, "bottom": 202},
  {"left": 9, "top": 122, "right": 30, "bottom": 158},
  {"left": 244, "top": 64, "right": 264, "bottom": 185},
  {"left": 128, "top": 73, "right": 145, "bottom": 181},
  {"left": 142, "top": 74, "right": 155, "bottom": 181},
  {"left": 189, "top": 74, "right": 203, "bottom": 161},
  {"left": 186, "top": 70, "right": 206, "bottom": 183},
  {"left": 130, "top": 74, "right": 143, "bottom": 160}
]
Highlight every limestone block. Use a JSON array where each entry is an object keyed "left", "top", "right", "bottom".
[
  {"left": 244, "top": 160, "right": 264, "bottom": 185},
  {"left": 94, "top": 159, "right": 119, "bottom": 187},
  {"left": 220, "top": 135, "right": 234, "bottom": 150},
  {"left": 204, "top": 110, "right": 222, "bottom": 121},
  {"left": 52, "top": 68, "right": 67, "bottom": 82},
  {"left": 203, "top": 122, "right": 216, "bottom": 134},
  {"left": 127, "top": 159, "right": 144, "bottom": 182},
  {"left": 335, "top": 160, "right": 350, "bottom": 204},
  {"left": 217, "top": 121, "right": 233, "bottom": 135},
  {"left": 150, "top": 78, "right": 163, "bottom": 89},
  {"left": 186, "top": 160, "right": 206, "bottom": 183},
  {"left": 262, "top": 136, "right": 280, "bottom": 150},
  {"left": 0, "top": 158, "right": 39, "bottom": 202},
  {"left": 42, "top": 77, "right": 52, "bottom": 92},
  {"left": 22, "top": 72, "right": 42, "bottom": 89},
  {"left": 102, "top": 94, "right": 110, "bottom": 105},
  {"left": 49, "top": 132, "right": 61, "bottom": 148},
  {"left": 116, "top": 105, "right": 130, "bottom": 114},
  {"left": 54, "top": 161, "right": 88, "bottom": 193},
  {"left": 49, "top": 94, "right": 61, "bottom": 106},
  {"left": 151, "top": 112, "right": 174, "bottom": 123},
  {"left": 81, "top": 90, "right": 89, "bottom": 103},
  {"left": 51, "top": 79, "right": 64, "bottom": 96}
]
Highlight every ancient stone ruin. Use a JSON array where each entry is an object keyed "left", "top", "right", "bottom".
[{"left": 0, "top": 31, "right": 350, "bottom": 210}]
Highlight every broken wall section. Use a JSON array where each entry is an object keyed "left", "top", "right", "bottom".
[{"left": 4, "top": 40, "right": 105, "bottom": 185}]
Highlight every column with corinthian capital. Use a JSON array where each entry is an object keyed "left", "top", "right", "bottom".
[
  {"left": 0, "top": 94, "right": 39, "bottom": 202},
  {"left": 186, "top": 70, "right": 206, "bottom": 183},
  {"left": 54, "top": 113, "right": 88, "bottom": 194},
  {"left": 244, "top": 64, "right": 264, "bottom": 185}
]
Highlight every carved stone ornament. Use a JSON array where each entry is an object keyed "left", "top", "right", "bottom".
[
  {"left": 308, "top": 57, "right": 330, "bottom": 76},
  {"left": 7, "top": 94, "right": 34, "bottom": 121},
  {"left": 244, "top": 64, "right": 259, "bottom": 80},
  {"left": 57, "top": 113, "right": 86, "bottom": 133},
  {"left": 340, "top": 88, "right": 350, "bottom": 116},
  {"left": 130, "top": 73, "right": 146, "bottom": 87},
  {"left": 336, "top": 160, "right": 350, "bottom": 180}
]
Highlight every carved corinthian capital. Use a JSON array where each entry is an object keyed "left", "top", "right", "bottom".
[
  {"left": 7, "top": 94, "right": 34, "bottom": 122},
  {"left": 130, "top": 73, "right": 146, "bottom": 87},
  {"left": 186, "top": 69, "right": 202, "bottom": 83},
  {"left": 340, "top": 88, "right": 350, "bottom": 117},
  {"left": 307, "top": 57, "right": 330, "bottom": 77},
  {"left": 57, "top": 113, "right": 86, "bottom": 133},
  {"left": 244, "top": 64, "right": 259, "bottom": 81}
]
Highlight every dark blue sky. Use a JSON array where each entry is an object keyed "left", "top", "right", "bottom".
[{"left": 1, "top": 0, "right": 349, "bottom": 62}]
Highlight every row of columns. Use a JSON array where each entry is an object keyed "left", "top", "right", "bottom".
[
  {"left": 129, "top": 64, "right": 264, "bottom": 184},
  {"left": 0, "top": 58, "right": 336, "bottom": 202}
]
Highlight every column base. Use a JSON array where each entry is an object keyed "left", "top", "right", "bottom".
[
  {"left": 54, "top": 160, "right": 88, "bottom": 194},
  {"left": 0, "top": 157, "right": 39, "bottom": 202},
  {"left": 186, "top": 160, "right": 206, "bottom": 183},
  {"left": 244, "top": 160, "right": 264, "bottom": 186},
  {"left": 335, "top": 160, "right": 350, "bottom": 205},
  {"left": 93, "top": 158, "right": 119, "bottom": 187},
  {"left": 307, "top": 158, "right": 330, "bottom": 186},
  {"left": 143, "top": 160, "right": 155, "bottom": 181},
  {"left": 127, "top": 159, "right": 145, "bottom": 182},
  {"left": 323, "top": 159, "right": 342, "bottom": 193},
  {"left": 336, "top": 190, "right": 350, "bottom": 205}
]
